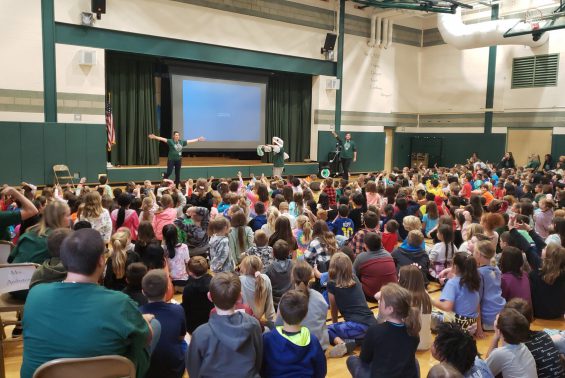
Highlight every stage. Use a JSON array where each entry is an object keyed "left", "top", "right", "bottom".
[{"left": 106, "top": 157, "right": 319, "bottom": 183}]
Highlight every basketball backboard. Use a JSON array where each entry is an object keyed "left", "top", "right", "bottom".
[{"left": 504, "top": 8, "right": 565, "bottom": 38}]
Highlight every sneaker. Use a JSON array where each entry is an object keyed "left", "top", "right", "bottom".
[{"left": 328, "top": 341, "right": 356, "bottom": 358}]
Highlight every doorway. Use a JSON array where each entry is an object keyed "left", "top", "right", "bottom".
[{"left": 506, "top": 129, "right": 552, "bottom": 166}]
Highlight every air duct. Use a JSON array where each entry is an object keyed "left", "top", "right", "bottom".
[
  {"left": 386, "top": 20, "right": 394, "bottom": 49},
  {"left": 381, "top": 18, "right": 389, "bottom": 49},
  {"left": 437, "top": 9, "right": 549, "bottom": 50},
  {"left": 368, "top": 14, "right": 382, "bottom": 48}
]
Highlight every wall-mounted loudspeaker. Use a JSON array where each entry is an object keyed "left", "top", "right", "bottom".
[
  {"left": 91, "top": 0, "right": 106, "bottom": 20},
  {"left": 79, "top": 50, "right": 97, "bottom": 66}
]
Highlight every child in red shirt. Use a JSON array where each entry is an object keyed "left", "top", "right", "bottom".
[{"left": 381, "top": 219, "right": 399, "bottom": 253}]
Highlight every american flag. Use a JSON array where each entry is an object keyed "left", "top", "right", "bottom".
[{"left": 106, "top": 98, "right": 115, "bottom": 151}]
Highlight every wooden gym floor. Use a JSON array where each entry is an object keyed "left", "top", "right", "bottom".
[{"left": 3, "top": 285, "right": 564, "bottom": 378}]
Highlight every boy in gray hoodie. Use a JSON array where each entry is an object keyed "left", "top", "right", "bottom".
[
  {"left": 187, "top": 272, "right": 263, "bottom": 378},
  {"left": 265, "top": 240, "right": 294, "bottom": 309}
]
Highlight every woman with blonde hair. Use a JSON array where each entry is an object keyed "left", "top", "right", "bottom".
[
  {"left": 239, "top": 255, "right": 276, "bottom": 322},
  {"left": 152, "top": 194, "right": 177, "bottom": 240},
  {"left": 103, "top": 229, "right": 140, "bottom": 291},
  {"left": 9, "top": 201, "right": 70, "bottom": 264},
  {"left": 78, "top": 191, "right": 112, "bottom": 243}
]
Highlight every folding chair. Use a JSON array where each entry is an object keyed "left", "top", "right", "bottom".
[
  {"left": 33, "top": 355, "right": 136, "bottom": 378},
  {"left": 0, "top": 263, "right": 38, "bottom": 378},
  {"left": 52, "top": 165, "right": 76, "bottom": 189}
]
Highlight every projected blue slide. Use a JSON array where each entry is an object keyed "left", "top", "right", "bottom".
[{"left": 182, "top": 79, "right": 262, "bottom": 142}]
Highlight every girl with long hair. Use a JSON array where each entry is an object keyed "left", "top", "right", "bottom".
[
  {"left": 111, "top": 193, "right": 139, "bottom": 240},
  {"left": 480, "top": 212, "right": 505, "bottom": 248},
  {"left": 152, "top": 194, "right": 177, "bottom": 240},
  {"left": 469, "top": 195, "right": 483, "bottom": 223},
  {"left": 239, "top": 255, "right": 276, "bottom": 322},
  {"left": 545, "top": 216, "right": 565, "bottom": 248},
  {"left": 261, "top": 206, "right": 280, "bottom": 238},
  {"left": 304, "top": 220, "right": 338, "bottom": 272},
  {"left": 228, "top": 211, "right": 253, "bottom": 265},
  {"left": 162, "top": 224, "right": 190, "bottom": 286},
  {"left": 433, "top": 253, "right": 481, "bottom": 331},
  {"left": 293, "top": 215, "right": 312, "bottom": 259},
  {"left": 268, "top": 216, "right": 297, "bottom": 250},
  {"left": 529, "top": 245, "right": 565, "bottom": 319},
  {"left": 347, "top": 283, "right": 421, "bottom": 377},
  {"left": 140, "top": 196, "right": 157, "bottom": 223},
  {"left": 327, "top": 252, "right": 376, "bottom": 358},
  {"left": 422, "top": 201, "right": 439, "bottom": 238},
  {"left": 78, "top": 191, "right": 112, "bottom": 243},
  {"left": 289, "top": 191, "right": 304, "bottom": 218},
  {"left": 429, "top": 224, "right": 457, "bottom": 279},
  {"left": 499, "top": 246, "right": 532, "bottom": 304},
  {"left": 399, "top": 265, "right": 432, "bottom": 350},
  {"left": 103, "top": 229, "right": 140, "bottom": 291},
  {"left": 9, "top": 201, "right": 70, "bottom": 264}
]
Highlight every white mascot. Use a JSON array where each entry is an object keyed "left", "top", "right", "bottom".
[{"left": 257, "top": 136, "right": 289, "bottom": 178}]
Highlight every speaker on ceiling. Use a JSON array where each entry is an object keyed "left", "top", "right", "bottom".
[
  {"left": 91, "top": 0, "right": 106, "bottom": 20},
  {"left": 321, "top": 33, "right": 337, "bottom": 55}
]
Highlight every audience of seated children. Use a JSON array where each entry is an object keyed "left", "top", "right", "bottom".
[
  {"left": 327, "top": 252, "right": 377, "bottom": 358},
  {"left": 528, "top": 244, "right": 565, "bottom": 319},
  {"left": 239, "top": 255, "right": 276, "bottom": 324},
  {"left": 208, "top": 217, "right": 234, "bottom": 273},
  {"left": 182, "top": 256, "right": 213, "bottom": 334},
  {"left": 276, "top": 260, "right": 330, "bottom": 350},
  {"left": 485, "top": 308, "right": 537, "bottom": 377},
  {"left": 431, "top": 323, "right": 493, "bottom": 378},
  {"left": 229, "top": 211, "right": 254, "bottom": 265},
  {"left": 347, "top": 283, "right": 420, "bottom": 378},
  {"left": 392, "top": 230, "right": 431, "bottom": 285},
  {"left": 504, "top": 298, "right": 564, "bottom": 378},
  {"left": 122, "top": 262, "right": 148, "bottom": 306},
  {"left": 103, "top": 229, "right": 141, "bottom": 291},
  {"left": 21, "top": 229, "right": 152, "bottom": 378},
  {"left": 349, "top": 211, "right": 380, "bottom": 257},
  {"left": 499, "top": 246, "right": 532, "bottom": 304},
  {"left": 29, "top": 228, "right": 71, "bottom": 288},
  {"left": 398, "top": 265, "right": 432, "bottom": 351},
  {"left": 429, "top": 224, "right": 457, "bottom": 280},
  {"left": 382, "top": 219, "right": 399, "bottom": 252},
  {"left": 433, "top": 253, "right": 481, "bottom": 332},
  {"left": 187, "top": 272, "right": 263, "bottom": 377},
  {"left": 473, "top": 240, "right": 506, "bottom": 335},
  {"left": 262, "top": 290, "right": 327, "bottom": 378},
  {"left": 139, "top": 269, "right": 186, "bottom": 378},
  {"left": 353, "top": 232, "right": 397, "bottom": 301},
  {"left": 265, "top": 240, "right": 294, "bottom": 309},
  {"left": 161, "top": 224, "right": 189, "bottom": 287}
]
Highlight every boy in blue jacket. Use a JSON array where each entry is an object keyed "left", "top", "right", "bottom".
[{"left": 262, "top": 290, "right": 327, "bottom": 378}]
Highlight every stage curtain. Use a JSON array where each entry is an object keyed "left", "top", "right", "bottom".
[
  {"left": 265, "top": 73, "right": 312, "bottom": 163},
  {"left": 106, "top": 52, "right": 159, "bottom": 166}
]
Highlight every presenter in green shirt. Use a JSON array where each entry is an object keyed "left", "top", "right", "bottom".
[
  {"left": 148, "top": 131, "right": 205, "bottom": 186},
  {"left": 332, "top": 131, "right": 357, "bottom": 179}
]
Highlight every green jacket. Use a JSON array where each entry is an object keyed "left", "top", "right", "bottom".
[
  {"left": 29, "top": 258, "right": 67, "bottom": 289},
  {"left": 9, "top": 230, "right": 49, "bottom": 264}
]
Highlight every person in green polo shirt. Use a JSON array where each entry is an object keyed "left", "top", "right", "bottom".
[
  {"left": 332, "top": 131, "right": 357, "bottom": 180},
  {"left": 148, "top": 131, "right": 205, "bottom": 186}
]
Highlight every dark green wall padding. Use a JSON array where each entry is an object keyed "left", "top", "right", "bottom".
[
  {"left": 317, "top": 131, "right": 385, "bottom": 172},
  {"left": 552, "top": 135, "right": 565, "bottom": 159},
  {"left": 392, "top": 133, "right": 506, "bottom": 168},
  {"left": 0, "top": 122, "right": 107, "bottom": 186}
]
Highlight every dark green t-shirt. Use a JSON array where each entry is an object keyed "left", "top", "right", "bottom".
[
  {"left": 167, "top": 139, "right": 187, "bottom": 161},
  {"left": 0, "top": 210, "right": 21, "bottom": 241},
  {"left": 273, "top": 146, "right": 285, "bottom": 168},
  {"left": 341, "top": 139, "right": 356, "bottom": 159}
]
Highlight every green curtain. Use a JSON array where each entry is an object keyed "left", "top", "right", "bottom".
[
  {"left": 107, "top": 52, "right": 158, "bottom": 165},
  {"left": 265, "top": 73, "right": 312, "bottom": 163}
]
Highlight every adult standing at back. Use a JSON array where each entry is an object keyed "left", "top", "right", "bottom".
[
  {"left": 148, "top": 131, "right": 205, "bottom": 187},
  {"left": 331, "top": 131, "right": 357, "bottom": 180}
]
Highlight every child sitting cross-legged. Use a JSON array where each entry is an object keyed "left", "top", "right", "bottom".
[
  {"left": 262, "top": 290, "right": 327, "bottom": 378},
  {"left": 187, "top": 272, "right": 263, "bottom": 377},
  {"left": 139, "top": 269, "right": 187, "bottom": 378}
]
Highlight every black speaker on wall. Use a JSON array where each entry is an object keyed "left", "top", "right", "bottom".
[
  {"left": 92, "top": 0, "right": 106, "bottom": 19},
  {"left": 321, "top": 33, "right": 337, "bottom": 55}
]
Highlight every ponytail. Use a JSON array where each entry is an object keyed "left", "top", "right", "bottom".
[
  {"left": 237, "top": 226, "right": 245, "bottom": 250},
  {"left": 116, "top": 193, "right": 131, "bottom": 229},
  {"left": 302, "top": 220, "right": 312, "bottom": 244},
  {"left": 404, "top": 307, "right": 422, "bottom": 337},
  {"left": 241, "top": 256, "right": 267, "bottom": 317},
  {"left": 296, "top": 281, "right": 310, "bottom": 300},
  {"left": 292, "top": 260, "right": 312, "bottom": 300},
  {"left": 454, "top": 252, "right": 480, "bottom": 292},
  {"left": 116, "top": 207, "right": 126, "bottom": 229},
  {"left": 110, "top": 235, "right": 128, "bottom": 279},
  {"left": 254, "top": 271, "right": 267, "bottom": 312}
]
